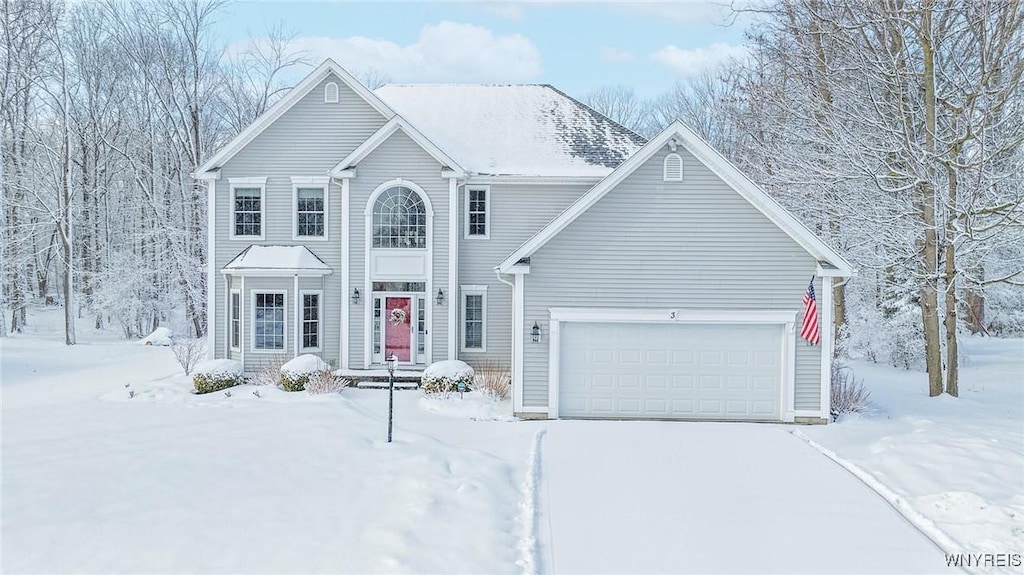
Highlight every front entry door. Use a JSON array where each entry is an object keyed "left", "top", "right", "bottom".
[{"left": 384, "top": 297, "right": 413, "bottom": 362}]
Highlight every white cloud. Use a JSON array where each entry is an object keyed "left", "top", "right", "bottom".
[
  {"left": 279, "top": 21, "right": 542, "bottom": 84},
  {"left": 600, "top": 46, "right": 633, "bottom": 63},
  {"left": 650, "top": 43, "right": 749, "bottom": 77}
]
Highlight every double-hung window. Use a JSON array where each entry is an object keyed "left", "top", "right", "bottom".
[
  {"left": 461, "top": 285, "right": 487, "bottom": 351},
  {"left": 292, "top": 177, "right": 330, "bottom": 240},
  {"left": 464, "top": 186, "right": 489, "bottom": 239},
  {"left": 301, "top": 291, "right": 321, "bottom": 350},
  {"left": 230, "top": 178, "right": 266, "bottom": 239},
  {"left": 253, "top": 292, "right": 285, "bottom": 351}
]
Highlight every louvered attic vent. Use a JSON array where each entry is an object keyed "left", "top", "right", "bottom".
[{"left": 664, "top": 153, "right": 683, "bottom": 182}]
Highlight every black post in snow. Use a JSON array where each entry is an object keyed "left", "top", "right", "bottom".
[{"left": 387, "top": 353, "right": 397, "bottom": 443}]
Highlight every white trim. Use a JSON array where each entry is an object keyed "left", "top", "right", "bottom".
[
  {"left": 299, "top": 289, "right": 323, "bottom": 352},
  {"left": 544, "top": 307, "right": 797, "bottom": 422},
  {"left": 250, "top": 290, "right": 287, "bottom": 354},
  {"left": 222, "top": 268, "right": 331, "bottom": 277},
  {"left": 512, "top": 271, "right": 526, "bottom": 413},
  {"left": 497, "top": 121, "right": 854, "bottom": 276},
  {"left": 460, "top": 285, "right": 488, "bottom": 352},
  {"left": 447, "top": 177, "right": 458, "bottom": 360},
  {"left": 229, "top": 181, "right": 266, "bottom": 241},
  {"left": 293, "top": 275, "right": 300, "bottom": 359},
  {"left": 229, "top": 288, "right": 241, "bottom": 352},
  {"left": 816, "top": 263, "right": 851, "bottom": 277},
  {"left": 463, "top": 185, "right": 490, "bottom": 239},
  {"left": 206, "top": 180, "right": 216, "bottom": 360},
  {"left": 239, "top": 276, "right": 246, "bottom": 367},
  {"left": 324, "top": 81, "right": 339, "bottom": 103},
  {"left": 663, "top": 152, "right": 683, "bottom": 181},
  {"left": 291, "top": 179, "right": 330, "bottom": 242},
  {"left": 467, "top": 175, "right": 603, "bottom": 186},
  {"left": 196, "top": 60, "right": 394, "bottom": 176},
  {"left": 820, "top": 276, "right": 834, "bottom": 421},
  {"left": 331, "top": 116, "right": 466, "bottom": 177},
  {"left": 340, "top": 178, "right": 350, "bottom": 369},
  {"left": 548, "top": 307, "right": 797, "bottom": 324},
  {"left": 364, "top": 179, "right": 434, "bottom": 368}
]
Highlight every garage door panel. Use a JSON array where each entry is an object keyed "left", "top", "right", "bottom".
[{"left": 559, "top": 322, "right": 782, "bottom": 421}]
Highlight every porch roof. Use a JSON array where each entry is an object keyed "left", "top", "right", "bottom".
[{"left": 222, "top": 246, "right": 332, "bottom": 277}]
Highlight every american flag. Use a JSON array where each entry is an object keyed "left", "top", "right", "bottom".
[{"left": 800, "top": 279, "right": 821, "bottom": 345}]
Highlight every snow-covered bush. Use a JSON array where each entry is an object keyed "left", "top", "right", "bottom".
[
  {"left": 171, "top": 338, "right": 204, "bottom": 375},
  {"left": 422, "top": 360, "right": 475, "bottom": 398},
  {"left": 140, "top": 326, "right": 173, "bottom": 346},
  {"left": 304, "top": 371, "right": 349, "bottom": 395},
  {"left": 280, "top": 354, "right": 331, "bottom": 392},
  {"left": 193, "top": 359, "right": 243, "bottom": 394},
  {"left": 474, "top": 361, "right": 510, "bottom": 400},
  {"left": 250, "top": 353, "right": 290, "bottom": 387},
  {"left": 830, "top": 363, "right": 871, "bottom": 422}
]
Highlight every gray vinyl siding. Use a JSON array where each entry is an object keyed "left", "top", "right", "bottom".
[
  {"left": 210, "top": 72, "right": 388, "bottom": 367},
  {"left": 522, "top": 147, "right": 822, "bottom": 412},
  {"left": 457, "top": 183, "right": 592, "bottom": 369},
  {"left": 346, "top": 130, "right": 450, "bottom": 366}
]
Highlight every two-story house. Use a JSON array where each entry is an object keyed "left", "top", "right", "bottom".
[{"left": 196, "top": 59, "right": 853, "bottom": 423}]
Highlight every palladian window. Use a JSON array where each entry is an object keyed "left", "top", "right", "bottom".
[{"left": 372, "top": 186, "right": 426, "bottom": 248}]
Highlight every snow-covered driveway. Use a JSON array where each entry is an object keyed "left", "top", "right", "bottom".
[{"left": 540, "top": 422, "right": 945, "bottom": 574}]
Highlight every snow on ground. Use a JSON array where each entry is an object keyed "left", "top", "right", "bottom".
[
  {"left": 3, "top": 308, "right": 1020, "bottom": 573},
  {"left": 803, "top": 336, "right": 1024, "bottom": 562}
]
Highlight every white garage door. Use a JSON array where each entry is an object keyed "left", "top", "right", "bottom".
[{"left": 558, "top": 322, "right": 782, "bottom": 420}]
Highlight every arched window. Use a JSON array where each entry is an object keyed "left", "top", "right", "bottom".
[
  {"left": 324, "top": 81, "right": 339, "bottom": 103},
  {"left": 372, "top": 186, "right": 426, "bottom": 248},
  {"left": 664, "top": 152, "right": 683, "bottom": 181}
]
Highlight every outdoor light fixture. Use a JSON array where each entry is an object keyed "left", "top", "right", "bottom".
[
  {"left": 351, "top": 288, "right": 360, "bottom": 304},
  {"left": 436, "top": 288, "right": 445, "bottom": 305},
  {"left": 386, "top": 353, "right": 398, "bottom": 443},
  {"left": 531, "top": 321, "right": 541, "bottom": 343}
]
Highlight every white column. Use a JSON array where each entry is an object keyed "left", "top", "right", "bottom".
[
  {"left": 513, "top": 271, "right": 526, "bottom": 413},
  {"left": 239, "top": 276, "right": 246, "bottom": 369},
  {"left": 340, "top": 178, "right": 350, "bottom": 369},
  {"left": 820, "top": 276, "right": 834, "bottom": 421},
  {"left": 448, "top": 177, "right": 458, "bottom": 360},
  {"left": 293, "top": 274, "right": 300, "bottom": 359},
  {"left": 206, "top": 179, "right": 216, "bottom": 359}
]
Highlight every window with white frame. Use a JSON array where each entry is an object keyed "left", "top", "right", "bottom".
[
  {"left": 253, "top": 292, "right": 285, "bottom": 350},
  {"left": 372, "top": 186, "right": 426, "bottom": 248},
  {"left": 229, "top": 290, "right": 240, "bottom": 350},
  {"left": 301, "top": 291, "right": 321, "bottom": 350},
  {"left": 230, "top": 178, "right": 266, "bottom": 238},
  {"left": 295, "top": 187, "right": 326, "bottom": 238},
  {"left": 324, "top": 81, "right": 339, "bottom": 103},
  {"left": 465, "top": 186, "right": 489, "bottom": 238},
  {"left": 461, "top": 286, "right": 487, "bottom": 351}
]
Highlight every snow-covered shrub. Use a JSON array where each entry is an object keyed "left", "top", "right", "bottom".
[
  {"left": 193, "top": 359, "right": 243, "bottom": 394},
  {"left": 250, "top": 353, "right": 290, "bottom": 387},
  {"left": 280, "top": 354, "right": 331, "bottom": 392},
  {"left": 140, "top": 326, "right": 173, "bottom": 346},
  {"left": 171, "top": 337, "right": 205, "bottom": 375},
  {"left": 474, "top": 361, "right": 510, "bottom": 400},
  {"left": 830, "top": 363, "right": 871, "bottom": 422},
  {"left": 304, "top": 371, "right": 349, "bottom": 395},
  {"left": 422, "top": 360, "right": 475, "bottom": 398}
]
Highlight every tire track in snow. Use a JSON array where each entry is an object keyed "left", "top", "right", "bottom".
[{"left": 516, "top": 428, "right": 545, "bottom": 575}]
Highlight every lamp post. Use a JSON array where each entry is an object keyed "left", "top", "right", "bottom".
[{"left": 386, "top": 353, "right": 398, "bottom": 443}]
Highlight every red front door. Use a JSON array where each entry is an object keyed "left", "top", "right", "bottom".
[{"left": 384, "top": 297, "right": 412, "bottom": 362}]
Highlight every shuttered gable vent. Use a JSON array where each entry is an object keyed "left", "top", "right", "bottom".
[
  {"left": 324, "top": 81, "right": 339, "bottom": 103},
  {"left": 663, "top": 153, "right": 683, "bottom": 181}
]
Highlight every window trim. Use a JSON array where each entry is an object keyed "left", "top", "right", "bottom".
[
  {"left": 299, "top": 289, "right": 322, "bottom": 352},
  {"left": 251, "top": 290, "right": 287, "bottom": 353},
  {"left": 460, "top": 285, "right": 488, "bottom": 352},
  {"left": 663, "top": 153, "right": 683, "bottom": 182},
  {"left": 463, "top": 185, "right": 490, "bottom": 239},
  {"left": 324, "top": 81, "right": 339, "bottom": 103},
  {"left": 291, "top": 176, "right": 330, "bottom": 241},
  {"left": 369, "top": 183, "right": 429, "bottom": 249},
  {"left": 229, "top": 289, "right": 241, "bottom": 351},
  {"left": 229, "top": 177, "right": 267, "bottom": 240}
]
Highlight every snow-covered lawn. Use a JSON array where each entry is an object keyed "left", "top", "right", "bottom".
[
  {"left": 802, "top": 337, "right": 1024, "bottom": 561},
  {"left": 2, "top": 309, "right": 1020, "bottom": 573}
]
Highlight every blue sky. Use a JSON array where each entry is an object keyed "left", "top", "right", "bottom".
[{"left": 215, "top": 2, "right": 751, "bottom": 99}]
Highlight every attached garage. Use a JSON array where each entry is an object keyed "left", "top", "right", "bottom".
[{"left": 547, "top": 309, "right": 799, "bottom": 422}]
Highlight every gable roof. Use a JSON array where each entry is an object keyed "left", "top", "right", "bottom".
[
  {"left": 331, "top": 116, "right": 466, "bottom": 177},
  {"left": 374, "top": 84, "right": 646, "bottom": 178},
  {"left": 195, "top": 59, "right": 394, "bottom": 177},
  {"left": 498, "top": 120, "right": 855, "bottom": 276}
]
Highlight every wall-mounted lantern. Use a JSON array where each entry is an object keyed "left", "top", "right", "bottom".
[
  {"left": 436, "top": 288, "right": 445, "bottom": 305},
  {"left": 531, "top": 321, "right": 541, "bottom": 343},
  {"left": 352, "top": 288, "right": 360, "bottom": 304}
]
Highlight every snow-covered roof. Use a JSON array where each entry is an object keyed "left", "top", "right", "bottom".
[
  {"left": 374, "top": 84, "right": 646, "bottom": 178},
  {"left": 222, "top": 246, "right": 332, "bottom": 276}
]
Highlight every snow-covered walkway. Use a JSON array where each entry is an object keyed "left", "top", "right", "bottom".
[{"left": 540, "top": 421, "right": 944, "bottom": 573}]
